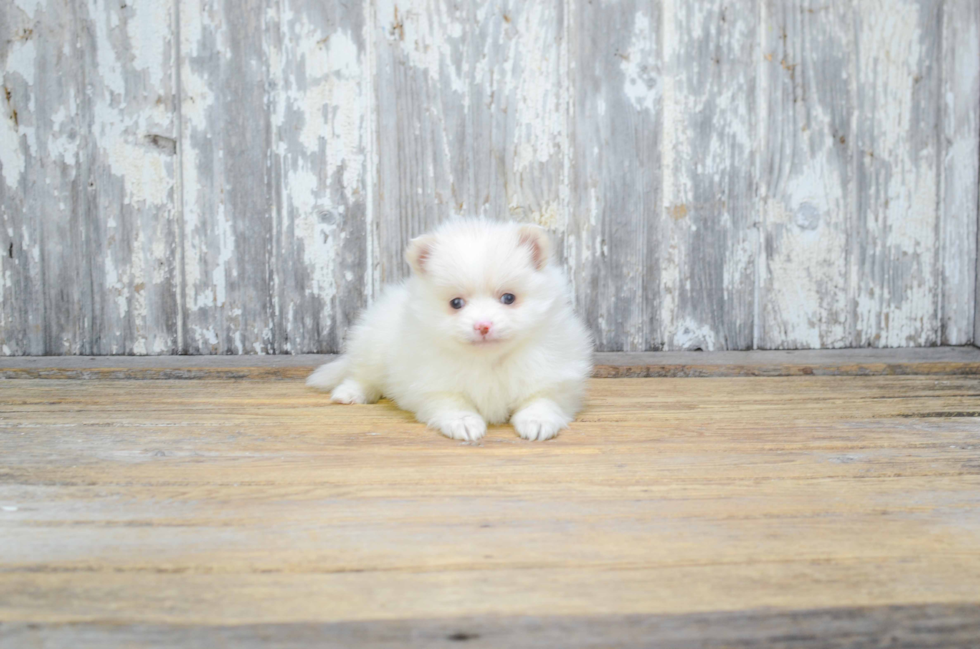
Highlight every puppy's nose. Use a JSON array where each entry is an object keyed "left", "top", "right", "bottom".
[{"left": 474, "top": 321, "right": 493, "bottom": 336}]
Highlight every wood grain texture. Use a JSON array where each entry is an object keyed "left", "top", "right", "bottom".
[
  {"left": 1, "top": 0, "right": 180, "bottom": 355},
  {"left": 761, "top": 0, "right": 979, "bottom": 350},
  {"left": 372, "top": 0, "right": 565, "bottom": 286},
  {"left": 660, "top": 0, "right": 757, "bottom": 351},
  {"left": 567, "top": 0, "right": 661, "bottom": 352},
  {"left": 942, "top": 1, "right": 979, "bottom": 345},
  {"left": 852, "top": 0, "right": 943, "bottom": 347},
  {"left": 78, "top": 0, "right": 181, "bottom": 356},
  {"left": 274, "top": 0, "right": 370, "bottom": 353},
  {"left": 0, "top": 0, "right": 67, "bottom": 356},
  {"left": 759, "top": 0, "right": 853, "bottom": 349},
  {"left": 179, "top": 0, "right": 371, "bottom": 354},
  {"left": 2, "top": 0, "right": 979, "bottom": 355},
  {"left": 0, "top": 375, "right": 978, "bottom": 643},
  {"left": 178, "top": 0, "right": 279, "bottom": 354},
  {"left": 4, "top": 605, "right": 980, "bottom": 649}
]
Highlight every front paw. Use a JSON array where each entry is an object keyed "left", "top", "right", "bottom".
[
  {"left": 330, "top": 379, "right": 368, "bottom": 404},
  {"left": 512, "top": 402, "right": 569, "bottom": 441},
  {"left": 431, "top": 412, "right": 487, "bottom": 442}
]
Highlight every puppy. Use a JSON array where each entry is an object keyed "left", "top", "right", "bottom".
[{"left": 307, "top": 218, "right": 593, "bottom": 441}]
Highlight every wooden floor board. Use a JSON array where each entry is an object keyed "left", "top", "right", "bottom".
[
  {"left": 5, "top": 604, "right": 980, "bottom": 649},
  {"left": 1, "top": 373, "right": 979, "bottom": 645}
]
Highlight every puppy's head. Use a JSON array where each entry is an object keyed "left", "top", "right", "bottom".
[{"left": 405, "top": 219, "right": 560, "bottom": 350}]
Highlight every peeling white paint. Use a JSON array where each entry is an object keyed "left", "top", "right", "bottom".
[
  {"left": 854, "top": 0, "right": 939, "bottom": 347},
  {"left": 46, "top": 102, "right": 79, "bottom": 163},
  {"left": 0, "top": 107, "right": 24, "bottom": 191},
  {"left": 90, "top": 1, "right": 126, "bottom": 100},
  {"left": 293, "top": 28, "right": 360, "bottom": 154},
  {"left": 761, "top": 31, "right": 850, "bottom": 357},
  {"left": 152, "top": 336, "right": 171, "bottom": 354},
  {"left": 103, "top": 254, "right": 125, "bottom": 318},
  {"left": 376, "top": 0, "right": 467, "bottom": 99},
  {"left": 278, "top": 7, "right": 368, "bottom": 345},
  {"left": 529, "top": 201, "right": 560, "bottom": 230},
  {"left": 941, "top": 3, "right": 980, "bottom": 345},
  {"left": 658, "top": 0, "right": 685, "bottom": 348},
  {"left": 210, "top": 206, "right": 234, "bottom": 309},
  {"left": 4, "top": 31, "right": 36, "bottom": 87},
  {"left": 179, "top": 46, "right": 216, "bottom": 131},
  {"left": 510, "top": 2, "right": 563, "bottom": 180},
  {"left": 103, "top": 135, "right": 171, "bottom": 206},
  {"left": 13, "top": 0, "right": 44, "bottom": 16},
  {"left": 178, "top": 0, "right": 220, "bottom": 315},
  {"left": 1, "top": 37, "right": 36, "bottom": 190},
  {"left": 191, "top": 325, "right": 219, "bottom": 347},
  {"left": 3, "top": 0, "right": 976, "bottom": 355},
  {"left": 126, "top": 1, "right": 170, "bottom": 83},
  {"left": 672, "top": 317, "right": 718, "bottom": 351},
  {"left": 621, "top": 11, "right": 660, "bottom": 114},
  {"left": 129, "top": 227, "right": 148, "bottom": 349}
]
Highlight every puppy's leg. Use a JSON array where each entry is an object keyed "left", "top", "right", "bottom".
[
  {"left": 416, "top": 396, "right": 487, "bottom": 442},
  {"left": 330, "top": 378, "right": 382, "bottom": 405},
  {"left": 511, "top": 397, "right": 572, "bottom": 441},
  {"left": 306, "top": 357, "right": 350, "bottom": 391}
]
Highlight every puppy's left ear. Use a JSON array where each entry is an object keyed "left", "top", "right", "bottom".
[
  {"left": 517, "top": 224, "right": 552, "bottom": 271},
  {"left": 405, "top": 234, "right": 436, "bottom": 275}
]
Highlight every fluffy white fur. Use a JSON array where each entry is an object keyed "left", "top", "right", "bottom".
[{"left": 307, "top": 218, "right": 593, "bottom": 442}]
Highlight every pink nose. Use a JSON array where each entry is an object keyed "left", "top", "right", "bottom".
[{"left": 474, "top": 321, "right": 492, "bottom": 336}]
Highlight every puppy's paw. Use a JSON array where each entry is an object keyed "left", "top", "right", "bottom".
[
  {"left": 330, "top": 379, "right": 368, "bottom": 405},
  {"left": 512, "top": 401, "right": 570, "bottom": 441},
  {"left": 431, "top": 412, "right": 487, "bottom": 442}
]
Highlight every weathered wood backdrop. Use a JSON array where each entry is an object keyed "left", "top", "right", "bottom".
[{"left": 1, "top": 0, "right": 978, "bottom": 355}]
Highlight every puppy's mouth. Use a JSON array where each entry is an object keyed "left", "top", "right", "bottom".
[{"left": 470, "top": 337, "right": 504, "bottom": 346}]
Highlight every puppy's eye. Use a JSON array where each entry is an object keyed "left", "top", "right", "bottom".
[
  {"left": 450, "top": 297, "right": 465, "bottom": 310},
  {"left": 500, "top": 293, "right": 516, "bottom": 305}
]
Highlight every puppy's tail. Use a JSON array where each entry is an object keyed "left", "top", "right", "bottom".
[{"left": 306, "top": 356, "right": 350, "bottom": 391}]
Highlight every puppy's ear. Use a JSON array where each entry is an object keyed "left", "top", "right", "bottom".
[
  {"left": 405, "top": 234, "right": 436, "bottom": 275},
  {"left": 517, "top": 224, "right": 552, "bottom": 271}
]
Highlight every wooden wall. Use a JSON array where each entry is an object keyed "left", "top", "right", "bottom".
[{"left": 1, "top": 0, "right": 978, "bottom": 355}]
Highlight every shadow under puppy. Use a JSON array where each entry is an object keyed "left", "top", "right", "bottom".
[{"left": 307, "top": 219, "right": 593, "bottom": 441}]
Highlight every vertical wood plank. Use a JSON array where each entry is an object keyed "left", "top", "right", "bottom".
[
  {"left": 274, "top": 0, "right": 370, "bottom": 353},
  {"left": 567, "top": 0, "right": 661, "bottom": 351},
  {"left": 660, "top": 0, "right": 758, "bottom": 350},
  {"left": 0, "top": 0, "right": 67, "bottom": 355},
  {"left": 758, "top": 0, "right": 853, "bottom": 349},
  {"left": 178, "top": 0, "right": 278, "bottom": 353},
  {"left": 372, "top": 0, "right": 565, "bottom": 286},
  {"left": 80, "top": 0, "right": 180, "bottom": 355},
  {"left": 941, "top": 0, "right": 979, "bottom": 345},
  {"left": 851, "top": 0, "right": 942, "bottom": 347},
  {"left": 1, "top": 0, "right": 179, "bottom": 355}
]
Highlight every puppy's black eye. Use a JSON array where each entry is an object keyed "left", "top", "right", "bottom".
[
  {"left": 450, "top": 297, "right": 465, "bottom": 310},
  {"left": 500, "top": 293, "right": 516, "bottom": 305}
]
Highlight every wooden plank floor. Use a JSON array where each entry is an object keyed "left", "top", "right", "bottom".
[{"left": 1, "top": 372, "right": 980, "bottom": 647}]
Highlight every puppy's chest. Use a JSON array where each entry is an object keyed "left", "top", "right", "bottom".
[{"left": 458, "top": 363, "right": 530, "bottom": 423}]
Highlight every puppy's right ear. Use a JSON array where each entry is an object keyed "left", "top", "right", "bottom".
[
  {"left": 517, "top": 224, "right": 553, "bottom": 271},
  {"left": 405, "top": 235, "right": 436, "bottom": 275}
]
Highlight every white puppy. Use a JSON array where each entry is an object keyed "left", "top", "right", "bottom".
[{"left": 307, "top": 218, "right": 593, "bottom": 442}]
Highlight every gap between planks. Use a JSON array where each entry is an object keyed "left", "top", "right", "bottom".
[{"left": 1, "top": 347, "right": 980, "bottom": 380}]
